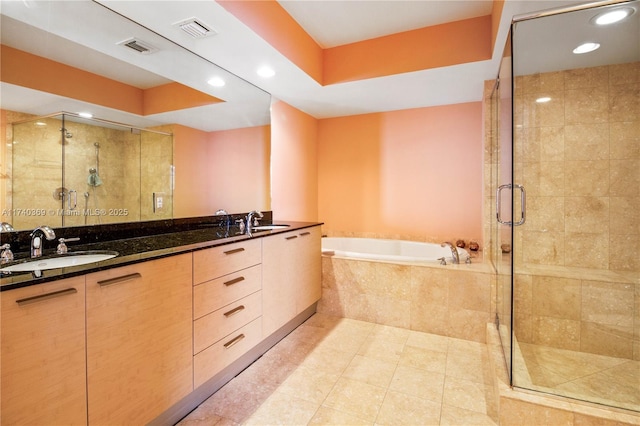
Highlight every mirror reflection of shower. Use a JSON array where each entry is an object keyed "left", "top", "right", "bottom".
[{"left": 85, "top": 142, "right": 103, "bottom": 224}]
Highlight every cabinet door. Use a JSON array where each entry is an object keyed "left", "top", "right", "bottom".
[
  {"left": 262, "top": 226, "right": 322, "bottom": 337},
  {"left": 86, "top": 254, "right": 193, "bottom": 425},
  {"left": 1, "top": 277, "right": 87, "bottom": 426},
  {"left": 295, "top": 227, "right": 322, "bottom": 313},
  {"left": 262, "top": 231, "right": 298, "bottom": 336}
]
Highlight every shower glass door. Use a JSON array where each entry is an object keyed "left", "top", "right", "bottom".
[{"left": 511, "top": 1, "right": 639, "bottom": 412}]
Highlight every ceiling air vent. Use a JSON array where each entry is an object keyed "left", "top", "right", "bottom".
[
  {"left": 174, "top": 18, "right": 217, "bottom": 39},
  {"left": 117, "top": 38, "right": 158, "bottom": 54}
]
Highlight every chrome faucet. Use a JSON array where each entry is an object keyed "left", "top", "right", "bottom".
[
  {"left": 245, "top": 210, "right": 263, "bottom": 233},
  {"left": 441, "top": 242, "right": 460, "bottom": 264},
  {"left": 0, "top": 222, "right": 14, "bottom": 232},
  {"left": 30, "top": 226, "right": 56, "bottom": 258}
]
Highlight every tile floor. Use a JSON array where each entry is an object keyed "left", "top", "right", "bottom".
[
  {"left": 177, "top": 313, "right": 498, "bottom": 425},
  {"left": 514, "top": 342, "right": 640, "bottom": 413}
]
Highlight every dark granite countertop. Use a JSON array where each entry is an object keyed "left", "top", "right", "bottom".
[{"left": 0, "top": 220, "right": 322, "bottom": 291}]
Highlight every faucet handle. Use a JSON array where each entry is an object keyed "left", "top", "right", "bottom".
[
  {"left": 1, "top": 244, "right": 13, "bottom": 264},
  {"left": 438, "top": 257, "right": 447, "bottom": 265},
  {"left": 235, "top": 219, "right": 246, "bottom": 233},
  {"left": 57, "top": 237, "right": 80, "bottom": 254},
  {"left": 465, "top": 256, "right": 472, "bottom": 264}
]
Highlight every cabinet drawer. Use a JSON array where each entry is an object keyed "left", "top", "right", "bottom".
[
  {"left": 194, "top": 317, "right": 262, "bottom": 388},
  {"left": 194, "top": 264, "right": 261, "bottom": 320},
  {"left": 194, "top": 290, "right": 262, "bottom": 354},
  {"left": 193, "top": 239, "right": 261, "bottom": 285}
]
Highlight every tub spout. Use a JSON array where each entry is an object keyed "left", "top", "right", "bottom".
[{"left": 441, "top": 242, "right": 460, "bottom": 264}]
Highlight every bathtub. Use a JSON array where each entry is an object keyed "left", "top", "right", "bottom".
[{"left": 321, "top": 237, "right": 469, "bottom": 264}]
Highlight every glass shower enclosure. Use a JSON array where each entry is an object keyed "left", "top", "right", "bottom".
[
  {"left": 6, "top": 112, "right": 173, "bottom": 231},
  {"left": 494, "top": 0, "right": 639, "bottom": 413}
]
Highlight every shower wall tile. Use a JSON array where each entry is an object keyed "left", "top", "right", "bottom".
[
  {"left": 581, "top": 280, "right": 634, "bottom": 328},
  {"left": 532, "top": 276, "right": 581, "bottom": 321},
  {"left": 609, "top": 159, "right": 640, "bottom": 197},
  {"left": 609, "top": 83, "right": 640, "bottom": 122},
  {"left": 563, "top": 160, "right": 610, "bottom": 197},
  {"left": 609, "top": 197, "right": 640, "bottom": 235},
  {"left": 564, "top": 197, "right": 609, "bottom": 233},
  {"left": 563, "top": 123, "right": 609, "bottom": 161},
  {"left": 523, "top": 162, "right": 565, "bottom": 196},
  {"left": 610, "top": 121, "right": 640, "bottom": 159},
  {"left": 532, "top": 316, "right": 580, "bottom": 351},
  {"left": 522, "top": 126, "right": 564, "bottom": 162},
  {"left": 564, "top": 86, "right": 609, "bottom": 124},
  {"left": 564, "top": 232, "right": 610, "bottom": 270},
  {"left": 513, "top": 274, "right": 533, "bottom": 343},
  {"left": 523, "top": 91, "right": 565, "bottom": 128},
  {"left": 521, "top": 231, "right": 564, "bottom": 265},
  {"left": 609, "top": 62, "right": 640, "bottom": 84},
  {"left": 521, "top": 71, "right": 565, "bottom": 94},
  {"left": 564, "top": 66, "right": 608, "bottom": 90},
  {"left": 608, "top": 233, "right": 639, "bottom": 272},
  {"left": 525, "top": 196, "right": 565, "bottom": 232}
]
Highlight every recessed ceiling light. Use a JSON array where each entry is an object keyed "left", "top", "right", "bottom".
[
  {"left": 536, "top": 97, "right": 551, "bottom": 103},
  {"left": 207, "top": 77, "right": 225, "bottom": 87},
  {"left": 78, "top": 112, "right": 93, "bottom": 118},
  {"left": 573, "top": 42, "right": 600, "bottom": 54},
  {"left": 35, "top": 121, "right": 46, "bottom": 126},
  {"left": 593, "top": 7, "right": 634, "bottom": 25},
  {"left": 257, "top": 66, "right": 275, "bottom": 78}
]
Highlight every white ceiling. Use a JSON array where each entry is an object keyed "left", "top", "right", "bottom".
[{"left": 1, "top": 0, "right": 636, "bottom": 128}]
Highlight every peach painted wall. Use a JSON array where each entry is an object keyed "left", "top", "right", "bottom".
[
  {"left": 318, "top": 102, "right": 484, "bottom": 244},
  {"left": 208, "top": 126, "right": 270, "bottom": 213},
  {"left": 173, "top": 124, "right": 271, "bottom": 217},
  {"left": 270, "top": 100, "right": 318, "bottom": 221}
]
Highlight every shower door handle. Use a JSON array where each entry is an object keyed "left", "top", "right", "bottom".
[
  {"left": 68, "top": 190, "right": 77, "bottom": 211},
  {"left": 496, "top": 184, "right": 526, "bottom": 226}
]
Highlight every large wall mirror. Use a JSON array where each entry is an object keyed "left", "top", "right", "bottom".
[{"left": 1, "top": 0, "right": 272, "bottom": 232}]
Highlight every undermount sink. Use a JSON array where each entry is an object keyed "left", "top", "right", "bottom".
[
  {"left": 251, "top": 224, "right": 290, "bottom": 231},
  {"left": 0, "top": 250, "right": 118, "bottom": 273}
]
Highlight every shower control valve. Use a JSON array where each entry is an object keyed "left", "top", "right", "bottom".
[{"left": 57, "top": 237, "right": 80, "bottom": 254}]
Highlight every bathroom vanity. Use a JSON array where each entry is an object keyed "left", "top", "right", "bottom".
[{"left": 0, "top": 220, "right": 322, "bottom": 426}]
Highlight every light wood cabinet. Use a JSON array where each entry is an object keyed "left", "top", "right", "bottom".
[
  {"left": 262, "top": 226, "right": 321, "bottom": 336},
  {"left": 85, "top": 254, "right": 193, "bottom": 426},
  {"left": 1, "top": 277, "right": 87, "bottom": 426}
]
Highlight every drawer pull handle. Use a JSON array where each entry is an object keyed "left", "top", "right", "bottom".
[
  {"left": 223, "top": 333, "right": 245, "bottom": 349},
  {"left": 16, "top": 288, "right": 77, "bottom": 306},
  {"left": 224, "top": 276, "right": 245, "bottom": 287},
  {"left": 300, "top": 232, "right": 311, "bottom": 236},
  {"left": 285, "top": 235, "right": 298, "bottom": 240},
  {"left": 224, "top": 247, "right": 245, "bottom": 255},
  {"left": 97, "top": 272, "right": 142, "bottom": 287},
  {"left": 223, "top": 305, "right": 245, "bottom": 317}
]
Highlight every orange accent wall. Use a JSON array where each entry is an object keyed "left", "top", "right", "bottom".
[
  {"left": 318, "top": 102, "right": 483, "bottom": 243},
  {"left": 1, "top": 45, "right": 220, "bottom": 116},
  {"left": 217, "top": 0, "right": 323, "bottom": 84},
  {"left": 143, "top": 82, "right": 224, "bottom": 115},
  {"left": 323, "top": 15, "right": 492, "bottom": 84},
  {"left": 1, "top": 45, "right": 143, "bottom": 115},
  {"left": 270, "top": 100, "right": 318, "bottom": 221}
]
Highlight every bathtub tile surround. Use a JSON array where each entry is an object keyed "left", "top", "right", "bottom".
[
  {"left": 319, "top": 255, "right": 493, "bottom": 343},
  {"left": 178, "top": 312, "right": 499, "bottom": 426}
]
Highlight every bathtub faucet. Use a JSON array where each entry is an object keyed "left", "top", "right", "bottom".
[{"left": 441, "top": 242, "right": 460, "bottom": 264}]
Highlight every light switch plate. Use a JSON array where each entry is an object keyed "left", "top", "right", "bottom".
[{"left": 153, "top": 192, "right": 165, "bottom": 213}]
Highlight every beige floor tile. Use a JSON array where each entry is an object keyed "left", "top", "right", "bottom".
[
  {"left": 399, "top": 345, "right": 447, "bottom": 373},
  {"left": 308, "top": 406, "right": 373, "bottom": 426},
  {"left": 198, "top": 375, "right": 274, "bottom": 424},
  {"left": 278, "top": 365, "right": 341, "bottom": 404},
  {"left": 323, "top": 377, "right": 387, "bottom": 422},
  {"left": 342, "top": 354, "right": 398, "bottom": 388},
  {"left": 445, "top": 347, "right": 488, "bottom": 384},
  {"left": 442, "top": 376, "right": 492, "bottom": 415},
  {"left": 176, "top": 406, "right": 239, "bottom": 426},
  {"left": 298, "top": 345, "right": 355, "bottom": 375},
  {"left": 357, "top": 336, "right": 405, "bottom": 363},
  {"left": 244, "top": 391, "right": 319, "bottom": 426},
  {"left": 389, "top": 364, "right": 446, "bottom": 402},
  {"left": 406, "top": 330, "right": 450, "bottom": 353},
  {"left": 440, "top": 404, "right": 499, "bottom": 426},
  {"left": 375, "top": 390, "right": 441, "bottom": 425},
  {"left": 368, "top": 323, "right": 411, "bottom": 344}
]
